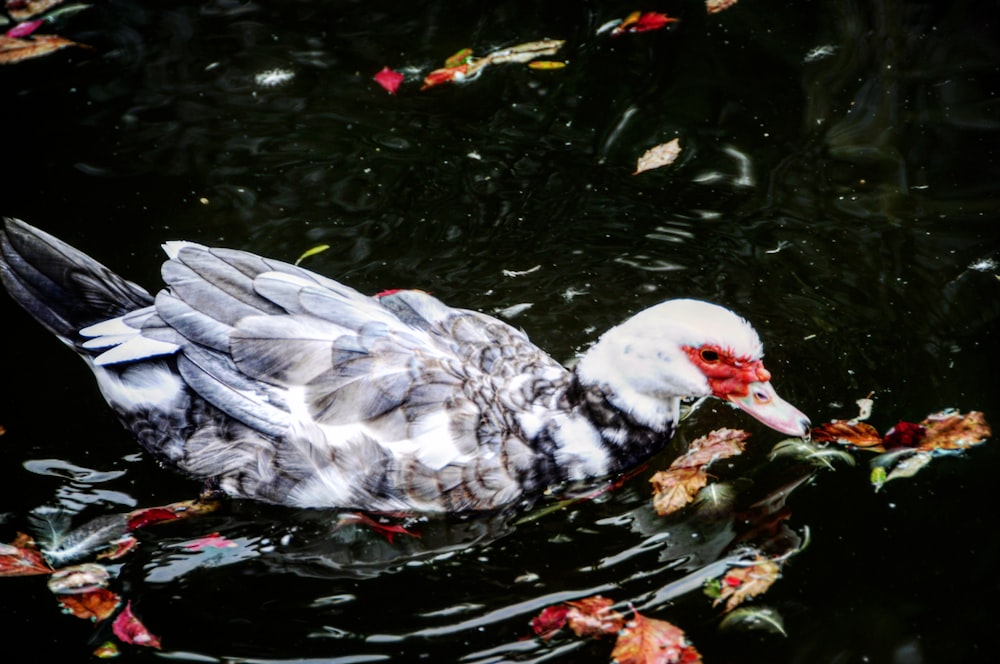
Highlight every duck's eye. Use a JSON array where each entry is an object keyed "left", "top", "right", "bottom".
[{"left": 700, "top": 349, "right": 720, "bottom": 363}]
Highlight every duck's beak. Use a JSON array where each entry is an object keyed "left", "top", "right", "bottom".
[{"left": 725, "top": 380, "right": 810, "bottom": 437}]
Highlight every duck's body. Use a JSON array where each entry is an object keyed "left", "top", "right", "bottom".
[{"left": 0, "top": 219, "right": 809, "bottom": 512}]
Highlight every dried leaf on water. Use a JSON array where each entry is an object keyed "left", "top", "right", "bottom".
[
  {"left": 918, "top": 409, "right": 991, "bottom": 451},
  {"left": 373, "top": 67, "right": 403, "bottom": 94},
  {"left": 634, "top": 138, "right": 681, "bottom": 174},
  {"left": 0, "top": 535, "right": 52, "bottom": 576},
  {"left": 6, "top": 0, "right": 64, "bottom": 21},
  {"left": 611, "top": 609, "right": 702, "bottom": 664},
  {"left": 706, "top": 0, "right": 740, "bottom": 14},
  {"left": 0, "top": 33, "right": 90, "bottom": 64},
  {"left": 565, "top": 595, "right": 625, "bottom": 638},
  {"left": 530, "top": 603, "right": 570, "bottom": 640},
  {"left": 112, "top": 601, "right": 162, "bottom": 649},
  {"left": 812, "top": 420, "right": 884, "bottom": 450},
  {"left": 125, "top": 498, "right": 220, "bottom": 531},
  {"left": 709, "top": 555, "right": 781, "bottom": 612},
  {"left": 46, "top": 562, "right": 110, "bottom": 594},
  {"left": 672, "top": 428, "right": 748, "bottom": 469},
  {"left": 610, "top": 11, "right": 680, "bottom": 37},
  {"left": 422, "top": 39, "right": 565, "bottom": 90},
  {"left": 56, "top": 587, "right": 121, "bottom": 622},
  {"left": 528, "top": 60, "right": 566, "bottom": 70},
  {"left": 650, "top": 466, "right": 708, "bottom": 516},
  {"left": 650, "top": 428, "right": 748, "bottom": 516}
]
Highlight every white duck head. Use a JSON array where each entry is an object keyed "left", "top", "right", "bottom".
[{"left": 575, "top": 299, "right": 810, "bottom": 436}]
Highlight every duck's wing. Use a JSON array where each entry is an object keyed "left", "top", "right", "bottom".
[{"left": 139, "top": 243, "right": 563, "bottom": 509}]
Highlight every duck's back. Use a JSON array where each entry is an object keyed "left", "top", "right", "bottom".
[{"left": 1, "top": 220, "right": 576, "bottom": 512}]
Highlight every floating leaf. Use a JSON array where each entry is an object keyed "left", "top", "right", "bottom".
[
  {"left": 611, "top": 609, "right": 702, "bottom": 664},
  {"left": 870, "top": 449, "right": 934, "bottom": 491},
  {"left": 528, "top": 60, "right": 566, "bottom": 70},
  {"left": 711, "top": 556, "right": 781, "bottom": 612},
  {"left": 57, "top": 588, "right": 121, "bottom": 622},
  {"left": 47, "top": 563, "right": 110, "bottom": 594},
  {"left": 566, "top": 595, "right": 625, "bottom": 638},
  {"left": 706, "top": 0, "right": 740, "bottom": 14},
  {"left": 671, "top": 428, "right": 748, "bottom": 469},
  {"left": 373, "top": 66, "right": 404, "bottom": 94},
  {"left": 812, "top": 420, "right": 884, "bottom": 450},
  {"left": 882, "top": 420, "right": 926, "bottom": 449},
  {"left": 421, "top": 63, "right": 468, "bottom": 90},
  {"left": 294, "top": 243, "right": 331, "bottom": 265},
  {"left": 650, "top": 466, "right": 708, "bottom": 516},
  {"left": 0, "top": 538, "right": 52, "bottom": 576},
  {"left": 443, "top": 47, "right": 473, "bottom": 68},
  {"left": 126, "top": 498, "right": 219, "bottom": 531},
  {"left": 611, "top": 11, "right": 680, "bottom": 37},
  {"left": 0, "top": 33, "right": 89, "bottom": 64},
  {"left": 530, "top": 603, "right": 569, "bottom": 640},
  {"left": 918, "top": 409, "right": 990, "bottom": 451},
  {"left": 97, "top": 535, "right": 140, "bottom": 561},
  {"left": 93, "top": 641, "right": 119, "bottom": 658},
  {"left": 5, "top": 19, "right": 43, "bottom": 38},
  {"left": 7, "top": 0, "right": 64, "bottom": 21},
  {"left": 112, "top": 601, "right": 162, "bottom": 649},
  {"left": 634, "top": 138, "right": 682, "bottom": 174}
]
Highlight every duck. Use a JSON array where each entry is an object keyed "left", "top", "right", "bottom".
[{"left": 0, "top": 218, "right": 810, "bottom": 513}]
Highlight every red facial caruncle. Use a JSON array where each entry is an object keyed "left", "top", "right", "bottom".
[{"left": 682, "top": 344, "right": 771, "bottom": 399}]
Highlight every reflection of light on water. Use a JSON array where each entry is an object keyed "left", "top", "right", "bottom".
[
  {"left": 254, "top": 68, "right": 295, "bottom": 87},
  {"left": 968, "top": 257, "right": 997, "bottom": 272}
]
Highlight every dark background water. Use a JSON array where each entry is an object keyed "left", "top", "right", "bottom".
[{"left": 1, "top": 0, "right": 999, "bottom": 661}]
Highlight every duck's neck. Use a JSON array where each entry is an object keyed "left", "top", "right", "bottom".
[{"left": 563, "top": 372, "right": 678, "bottom": 473}]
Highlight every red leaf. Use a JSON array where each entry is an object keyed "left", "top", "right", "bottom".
[
  {"left": 420, "top": 64, "right": 467, "bottom": 90},
  {"left": 374, "top": 66, "right": 404, "bottom": 94},
  {"left": 126, "top": 498, "right": 219, "bottom": 531},
  {"left": 5, "top": 20, "right": 43, "bottom": 38},
  {"left": 611, "top": 11, "right": 679, "bottom": 37},
  {"left": 882, "top": 421, "right": 926, "bottom": 449},
  {"left": 0, "top": 542, "right": 52, "bottom": 576},
  {"left": 566, "top": 595, "right": 625, "bottom": 638},
  {"left": 57, "top": 588, "right": 121, "bottom": 622},
  {"left": 530, "top": 603, "right": 569, "bottom": 640},
  {"left": 112, "top": 602, "right": 162, "bottom": 650},
  {"left": 611, "top": 609, "right": 702, "bottom": 664}
]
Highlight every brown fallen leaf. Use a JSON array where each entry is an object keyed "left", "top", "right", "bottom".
[
  {"left": 0, "top": 33, "right": 90, "bottom": 65},
  {"left": 812, "top": 420, "right": 884, "bottom": 450},
  {"left": 650, "top": 466, "right": 708, "bottom": 516},
  {"left": 611, "top": 608, "right": 702, "bottom": 664},
  {"left": 6, "top": 0, "right": 64, "bottom": 22},
  {"left": 671, "top": 428, "right": 748, "bottom": 469},
  {"left": 712, "top": 556, "right": 781, "bottom": 612},
  {"left": 634, "top": 138, "right": 681, "bottom": 174},
  {"left": 566, "top": 595, "right": 625, "bottom": 638},
  {"left": 706, "top": 0, "right": 740, "bottom": 14},
  {"left": 57, "top": 588, "right": 121, "bottom": 622},
  {"left": 918, "top": 409, "right": 991, "bottom": 451}
]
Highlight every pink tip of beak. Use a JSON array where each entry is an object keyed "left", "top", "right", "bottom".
[{"left": 725, "top": 381, "right": 810, "bottom": 437}]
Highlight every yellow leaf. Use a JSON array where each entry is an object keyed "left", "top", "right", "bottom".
[
  {"left": 294, "top": 244, "right": 331, "bottom": 266},
  {"left": 528, "top": 60, "right": 566, "bottom": 70}
]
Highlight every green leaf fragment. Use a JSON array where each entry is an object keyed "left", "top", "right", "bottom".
[{"left": 294, "top": 244, "right": 330, "bottom": 266}]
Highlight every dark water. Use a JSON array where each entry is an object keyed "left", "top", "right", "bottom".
[{"left": 2, "top": 0, "right": 999, "bottom": 661}]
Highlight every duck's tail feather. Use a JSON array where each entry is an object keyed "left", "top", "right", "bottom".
[{"left": 0, "top": 218, "right": 154, "bottom": 347}]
